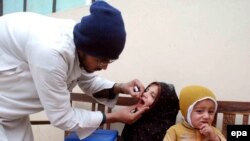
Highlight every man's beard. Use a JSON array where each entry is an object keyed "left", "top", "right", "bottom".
[{"left": 78, "top": 52, "right": 101, "bottom": 73}]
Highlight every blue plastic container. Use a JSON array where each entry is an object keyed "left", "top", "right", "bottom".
[{"left": 65, "top": 129, "right": 118, "bottom": 141}]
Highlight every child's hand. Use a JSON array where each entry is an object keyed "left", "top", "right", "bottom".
[{"left": 199, "top": 123, "right": 220, "bottom": 141}]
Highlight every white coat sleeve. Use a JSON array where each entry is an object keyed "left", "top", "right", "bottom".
[
  {"left": 77, "top": 70, "right": 119, "bottom": 108},
  {"left": 27, "top": 44, "right": 101, "bottom": 139}
]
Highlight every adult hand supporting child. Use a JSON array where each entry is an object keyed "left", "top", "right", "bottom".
[{"left": 105, "top": 105, "right": 149, "bottom": 124}]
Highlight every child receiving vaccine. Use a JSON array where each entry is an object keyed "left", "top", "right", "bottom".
[
  {"left": 121, "top": 82, "right": 179, "bottom": 141},
  {"left": 163, "top": 85, "right": 226, "bottom": 141}
]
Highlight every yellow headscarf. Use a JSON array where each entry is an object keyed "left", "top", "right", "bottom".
[{"left": 179, "top": 85, "right": 217, "bottom": 127}]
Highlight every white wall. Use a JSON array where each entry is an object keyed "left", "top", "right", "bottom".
[
  {"left": 101, "top": 0, "right": 250, "bottom": 101},
  {"left": 32, "top": 0, "right": 250, "bottom": 140}
]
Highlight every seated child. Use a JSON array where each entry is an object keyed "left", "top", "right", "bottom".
[
  {"left": 121, "top": 82, "right": 179, "bottom": 141},
  {"left": 163, "top": 85, "right": 226, "bottom": 141}
]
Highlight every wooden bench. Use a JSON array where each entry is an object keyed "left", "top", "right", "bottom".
[
  {"left": 31, "top": 93, "right": 250, "bottom": 139},
  {"left": 212, "top": 101, "right": 250, "bottom": 137},
  {"left": 69, "top": 93, "right": 250, "bottom": 138}
]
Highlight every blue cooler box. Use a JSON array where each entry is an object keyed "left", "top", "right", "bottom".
[{"left": 65, "top": 129, "right": 118, "bottom": 141}]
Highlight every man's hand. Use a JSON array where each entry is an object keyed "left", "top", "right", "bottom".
[
  {"left": 115, "top": 79, "right": 145, "bottom": 98},
  {"left": 105, "top": 105, "right": 149, "bottom": 124}
]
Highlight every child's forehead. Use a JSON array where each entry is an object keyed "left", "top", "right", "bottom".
[
  {"left": 194, "top": 98, "right": 216, "bottom": 107},
  {"left": 148, "top": 82, "right": 158, "bottom": 86},
  {"left": 147, "top": 84, "right": 159, "bottom": 90},
  {"left": 148, "top": 83, "right": 158, "bottom": 87}
]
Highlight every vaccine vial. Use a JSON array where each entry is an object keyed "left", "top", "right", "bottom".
[{"left": 133, "top": 86, "right": 140, "bottom": 92}]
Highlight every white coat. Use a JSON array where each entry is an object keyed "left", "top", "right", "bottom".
[{"left": 0, "top": 12, "right": 117, "bottom": 141}]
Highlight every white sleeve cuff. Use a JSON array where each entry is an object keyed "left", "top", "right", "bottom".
[{"left": 75, "top": 110, "right": 103, "bottom": 139}]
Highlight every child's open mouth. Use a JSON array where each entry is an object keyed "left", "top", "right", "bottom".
[{"left": 140, "top": 98, "right": 145, "bottom": 105}]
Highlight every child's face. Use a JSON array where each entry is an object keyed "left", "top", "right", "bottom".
[
  {"left": 191, "top": 99, "right": 216, "bottom": 129},
  {"left": 139, "top": 84, "right": 159, "bottom": 107}
]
